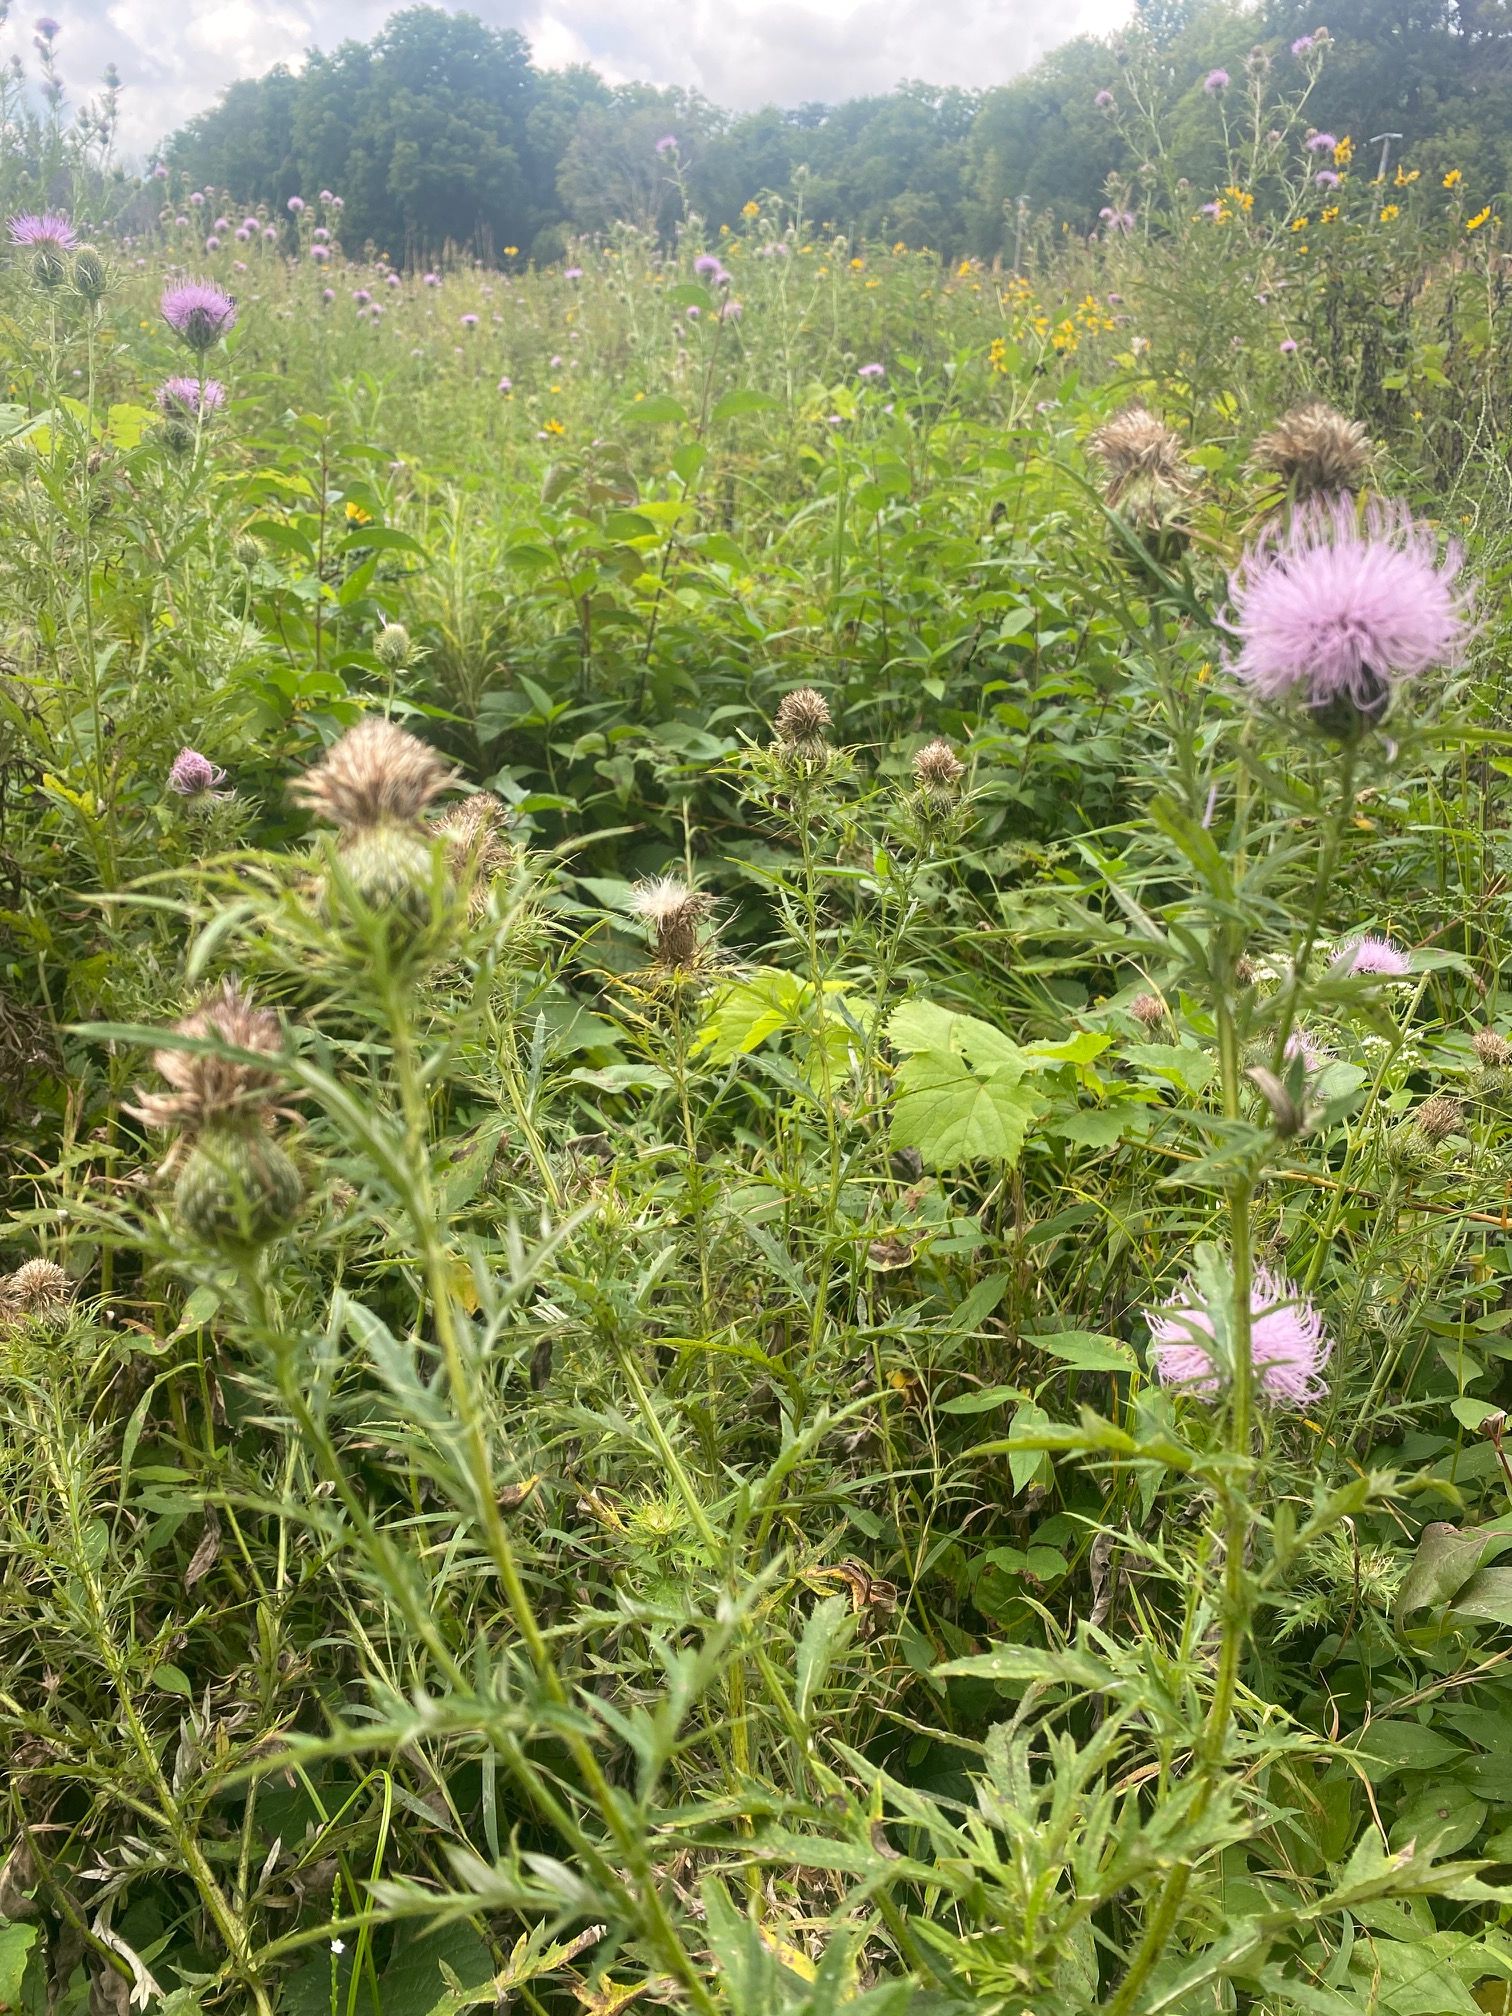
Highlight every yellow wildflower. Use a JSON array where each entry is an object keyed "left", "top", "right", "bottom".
[
  {"left": 1467, "top": 206, "right": 1492, "bottom": 231},
  {"left": 1333, "top": 135, "right": 1353, "bottom": 166},
  {"left": 344, "top": 501, "right": 372, "bottom": 526},
  {"left": 1223, "top": 184, "right": 1254, "bottom": 212},
  {"left": 1379, "top": 204, "right": 1399, "bottom": 222},
  {"left": 741, "top": 200, "right": 759, "bottom": 219},
  {"left": 504, "top": 245, "right": 519, "bottom": 256},
  {"left": 544, "top": 418, "right": 566, "bottom": 436},
  {"left": 849, "top": 256, "right": 864, "bottom": 269},
  {"left": 1291, "top": 216, "right": 1309, "bottom": 231},
  {"left": 1394, "top": 166, "right": 1419, "bottom": 186},
  {"left": 1443, "top": 168, "right": 1462, "bottom": 188},
  {"left": 1321, "top": 206, "right": 1339, "bottom": 223}
]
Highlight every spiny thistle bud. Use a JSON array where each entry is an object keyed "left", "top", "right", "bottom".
[
  {"left": 1, "top": 1257, "right": 74, "bottom": 1328},
  {"left": 174, "top": 1128, "right": 303, "bottom": 1250},
  {"left": 71, "top": 245, "right": 108, "bottom": 301},
  {"left": 629, "top": 875, "right": 714, "bottom": 970},
  {"left": 1129, "top": 993, "right": 1168, "bottom": 1030},
  {"left": 30, "top": 244, "right": 66, "bottom": 289},
  {"left": 1251, "top": 401, "right": 1373, "bottom": 501},
  {"left": 1473, "top": 1028, "right": 1512, "bottom": 1070},
  {"left": 1415, "top": 1093, "right": 1461, "bottom": 1144},
  {"left": 292, "top": 717, "right": 455, "bottom": 832},
  {"left": 233, "top": 533, "right": 261, "bottom": 570},
  {"left": 374, "top": 622, "right": 412, "bottom": 671},
  {"left": 3, "top": 441, "right": 30, "bottom": 478}
]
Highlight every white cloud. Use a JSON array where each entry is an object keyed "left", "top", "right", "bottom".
[{"left": 22, "top": 0, "right": 1134, "bottom": 160}]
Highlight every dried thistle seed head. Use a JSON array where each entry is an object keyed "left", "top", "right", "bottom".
[
  {"left": 913, "top": 738, "right": 965, "bottom": 792},
  {"left": 1089, "top": 405, "right": 1191, "bottom": 501},
  {"left": 1251, "top": 401, "right": 1373, "bottom": 499},
  {"left": 1415, "top": 1093, "right": 1461, "bottom": 1143},
  {"left": 1130, "top": 993, "right": 1168, "bottom": 1029},
  {"left": 4, "top": 1258, "right": 73, "bottom": 1325},
  {"left": 291, "top": 717, "right": 456, "bottom": 832},
  {"left": 629, "top": 875, "right": 714, "bottom": 968},
  {"left": 129, "top": 981, "right": 286, "bottom": 1135},
  {"left": 1473, "top": 1027, "right": 1512, "bottom": 1068},
  {"left": 434, "top": 792, "right": 515, "bottom": 919},
  {"left": 773, "top": 687, "right": 832, "bottom": 748}
]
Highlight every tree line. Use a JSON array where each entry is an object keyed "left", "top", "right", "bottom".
[{"left": 164, "top": 0, "right": 1512, "bottom": 262}]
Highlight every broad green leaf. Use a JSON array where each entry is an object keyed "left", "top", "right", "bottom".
[
  {"left": 623, "top": 393, "right": 689, "bottom": 426},
  {"left": 711, "top": 387, "right": 781, "bottom": 421},
  {"left": 1397, "top": 1522, "right": 1497, "bottom": 1621},
  {"left": 888, "top": 999, "right": 1021, "bottom": 1067},
  {"left": 0, "top": 1923, "right": 37, "bottom": 2011},
  {"left": 890, "top": 1049, "right": 1041, "bottom": 1168},
  {"left": 1028, "top": 1329, "right": 1137, "bottom": 1373}
]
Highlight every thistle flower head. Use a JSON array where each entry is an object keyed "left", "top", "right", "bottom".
[
  {"left": 1148, "top": 1263, "right": 1331, "bottom": 1407},
  {"left": 157, "top": 376, "right": 225, "bottom": 417},
  {"left": 1283, "top": 1024, "right": 1330, "bottom": 1070},
  {"left": 129, "top": 980, "right": 286, "bottom": 1135},
  {"left": 773, "top": 687, "right": 832, "bottom": 748},
  {"left": 1129, "top": 992, "right": 1168, "bottom": 1029},
  {"left": 8, "top": 210, "right": 75, "bottom": 251},
  {"left": 161, "top": 278, "right": 237, "bottom": 351},
  {"left": 629, "top": 875, "right": 714, "bottom": 969},
  {"left": 167, "top": 747, "right": 227, "bottom": 797},
  {"left": 1332, "top": 933, "right": 1411, "bottom": 977},
  {"left": 1473, "top": 1027, "right": 1512, "bottom": 1069},
  {"left": 291, "top": 717, "right": 456, "bottom": 832},
  {"left": 1226, "top": 498, "right": 1472, "bottom": 736},
  {"left": 1089, "top": 405, "right": 1191, "bottom": 501},
  {"left": 2, "top": 1257, "right": 73, "bottom": 1326},
  {"left": 433, "top": 792, "right": 514, "bottom": 915},
  {"left": 1414, "top": 1093, "right": 1461, "bottom": 1143},
  {"left": 1251, "top": 401, "right": 1373, "bottom": 498},
  {"left": 913, "top": 738, "right": 965, "bottom": 792}
]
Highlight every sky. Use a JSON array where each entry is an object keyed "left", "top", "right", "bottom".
[{"left": 11, "top": 0, "right": 1133, "bottom": 158}]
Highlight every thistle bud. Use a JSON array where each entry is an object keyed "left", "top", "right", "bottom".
[
  {"left": 30, "top": 245, "right": 66, "bottom": 290},
  {"left": 1129, "top": 993, "right": 1168, "bottom": 1031},
  {"left": 174, "top": 1127, "right": 302, "bottom": 1250},
  {"left": 374, "top": 622, "right": 412, "bottom": 670},
  {"left": 71, "top": 245, "right": 108, "bottom": 301},
  {"left": 233, "top": 533, "right": 262, "bottom": 571},
  {"left": 292, "top": 717, "right": 458, "bottom": 935}
]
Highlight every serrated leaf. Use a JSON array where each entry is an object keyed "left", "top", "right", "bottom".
[{"left": 890, "top": 1049, "right": 1041, "bottom": 1168}]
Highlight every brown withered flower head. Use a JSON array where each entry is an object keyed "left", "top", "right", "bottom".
[
  {"left": 1414, "top": 1093, "right": 1461, "bottom": 1144},
  {"left": 291, "top": 717, "right": 456, "bottom": 833},
  {"left": 1251, "top": 401, "right": 1373, "bottom": 500},
  {"left": 773, "top": 687, "right": 832, "bottom": 749},
  {"left": 629, "top": 875, "right": 715, "bottom": 970},
  {"left": 128, "top": 980, "right": 287, "bottom": 1136},
  {"left": 432, "top": 791, "right": 514, "bottom": 916},
  {"left": 1129, "top": 992, "right": 1168, "bottom": 1030},
  {"left": 2, "top": 1258, "right": 74, "bottom": 1327},
  {"left": 913, "top": 739, "right": 965, "bottom": 793},
  {"left": 1089, "top": 405, "right": 1192, "bottom": 504},
  {"left": 1472, "top": 1028, "right": 1511, "bottom": 1070}
]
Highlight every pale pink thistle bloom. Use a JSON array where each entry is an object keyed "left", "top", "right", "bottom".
[
  {"left": 8, "top": 210, "right": 75, "bottom": 249},
  {"left": 1148, "top": 1265, "right": 1330, "bottom": 1406},
  {"left": 1308, "top": 131, "right": 1338, "bottom": 151},
  {"left": 1204, "top": 67, "right": 1230, "bottom": 92},
  {"left": 1279, "top": 338, "right": 1298, "bottom": 354},
  {"left": 1225, "top": 497, "right": 1472, "bottom": 735},
  {"left": 188, "top": 191, "right": 204, "bottom": 208},
  {"left": 1095, "top": 88, "right": 1115, "bottom": 107},
  {"left": 1283, "top": 1025, "right": 1330, "bottom": 1070},
  {"left": 1332, "top": 934, "right": 1411, "bottom": 977},
  {"left": 1315, "top": 169, "right": 1340, "bottom": 188},
  {"left": 858, "top": 361, "right": 885, "bottom": 380},
  {"left": 167, "top": 748, "right": 227, "bottom": 797}
]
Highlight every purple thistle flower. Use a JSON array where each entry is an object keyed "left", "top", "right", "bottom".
[
  {"left": 1204, "top": 67, "right": 1230, "bottom": 93},
  {"left": 693, "top": 252, "right": 722, "bottom": 277},
  {"left": 424, "top": 271, "right": 440, "bottom": 286},
  {"left": 310, "top": 244, "right": 329, "bottom": 262},
  {"left": 1095, "top": 88, "right": 1115, "bottom": 108},
  {"left": 1225, "top": 498, "right": 1472, "bottom": 735},
  {"left": 497, "top": 375, "right": 512, "bottom": 392},
  {"left": 188, "top": 191, "right": 204, "bottom": 207},
  {"left": 1332, "top": 933, "right": 1411, "bottom": 977},
  {"left": 857, "top": 361, "right": 885, "bottom": 380},
  {"left": 1292, "top": 33, "right": 1315, "bottom": 53},
  {"left": 234, "top": 227, "right": 251, "bottom": 243},
  {"left": 167, "top": 747, "right": 227, "bottom": 797},
  {"left": 1279, "top": 337, "right": 1299, "bottom": 355},
  {"left": 655, "top": 133, "right": 677, "bottom": 154},
  {"left": 160, "top": 278, "right": 237, "bottom": 352},
  {"left": 719, "top": 298, "right": 742, "bottom": 322},
  {"left": 34, "top": 15, "right": 60, "bottom": 36},
  {"left": 1284, "top": 1025, "right": 1330, "bottom": 1070},
  {"left": 321, "top": 287, "right": 334, "bottom": 303},
  {"left": 8, "top": 210, "right": 75, "bottom": 250},
  {"left": 686, "top": 304, "right": 700, "bottom": 320},
  {"left": 1100, "top": 206, "right": 1136, "bottom": 233},
  {"left": 261, "top": 225, "right": 277, "bottom": 242},
  {"left": 1307, "top": 131, "right": 1338, "bottom": 152},
  {"left": 460, "top": 312, "right": 478, "bottom": 328},
  {"left": 1201, "top": 200, "right": 1223, "bottom": 218},
  {"left": 352, "top": 288, "right": 371, "bottom": 305},
  {"left": 287, "top": 195, "right": 304, "bottom": 214},
  {"left": 204, "top": 235, "right": 220, "bottom": 252},
  {"left": 214, "top": 217, "right": 229, "bottom": 232},
  {"left": 1148, "top": 1263, "right": 1330, "bottom": 1406},
  {"left": 1315, "top": 169, "right": 1341, "bottom": 188},
  {"left": 563, "top": 265, "right": 583, "bottom": 279},
  {"left": 156, "top": 376, "right": 226, "bottom": 416},
  {"left": 241, "top": 216, "right": 259, "bottom": 231},
  {"left": 151, "top": 162, "right": 168, "bottom": 179},
  {"left": 319, "top": 188, "right": 335, "bottom": 204}
]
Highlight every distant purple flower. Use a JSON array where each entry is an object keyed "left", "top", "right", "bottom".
[
  {"left": 719, "top": 298, "right": 742, "bottom": 322},
  {"left": 1204, "top": 68, "right": 1230, "bottom": 93},
  {"left": 234, "top": 227, "right": 251, "bottom": 243},
  {"left": 330, "top": 196, "right": 344, "bottom": 210},
  {"left": 261, "top": 225, "right": 277, "bottom": 242},
  {"left": 1100, "top": 206, "right": 1136, "bottom": 233},
  {"left": 497, "top": 375, "right": 512, "bottom": 392},
  {"left": 1149, "top": 1263, "right": 1330, "bottom": 1406},
  {"left": 563, "top": 265, "right": 583, "bottom": 279},
  {"left": 385, "top": 271, "right": 400, "bottom": 286},
  {"left": 8, "top": 210, "right": 75, "bottom": 250},
  {"left": 214, "top": 216, "right": 229, "bottom": 232},
  {"left": 40, "top": 78, "right": 62, "bottom": 105},
  {"left": 204, "top": 235, "right": 220, "bottom": 252},
  {"left": 424, "top": 271, "right": 440, "bottom": 286},
  {"left": 1279, "top": 338, "right": 1298, "bottom": 355},
  {"left": 693, "top": 252, "right": 722, "bottom": 276},
  {"left": 1095, "top": 88, "right": 1115, "bottom": 108},
  {"left": 1315, "top": 169, "right": 1340, "bottom": 188},
  {"left": 321, "top": 287, "right": 334, "bottom": 303},
  {"left": 241, "top": 216, "right": 258, "bottom": 232},
  {"left": 167, "top": 747, "right": 227, "bottom": 797},
  {"left": 655, "top": 133, "right": 677, "bottom": 154},
  {"left": 857, "top": 361, "right": 885, "bottom": 379},
  {"left": 460, "top": 312, "right": 478, "bottom": 328},
  {"left": 1307, "top": 132, "right": 1338, "bottom": 152},
  {"left": 1284, "top": 1025, "right": 1330, "bottom": 1071},
  {"left": 1333, "top": 934, "right": 1411, "bottom": 978},
  {"left": 287, "top": 195, "right": 304, "bottom": 214},
  {"left": 319, "top": 188, "right": 335, "bottom": 204},
  {"left": 189, "top": 191, "right": 204, "bottom": 208},
  {"left": 1226, "top": 497, "right": 1472, "bottom": 734},
  {"left": 161, "top": 278, "right": 237, "bottom": 351},
  {"left": 1292, "top": 33, "right": 1315, "bottom": 53},
  {"left": 352, "top": 288, "right": 371, "bottom": 304},
  {"left": 151, "top": 162, "right": 168, "bottom": 179},
  {"left": 34, "top": 15, "right": 60, "bottom": 36},
  {"left": 1201, "top": 201, "right": 1223, "bottom": 218},
  {"left": 310, "top": 244, "right": 329, "bottom": 262}
]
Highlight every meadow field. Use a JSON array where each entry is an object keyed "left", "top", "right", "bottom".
[{"left": 4, "top": 58, "right": 1512, "bottom": 2016}]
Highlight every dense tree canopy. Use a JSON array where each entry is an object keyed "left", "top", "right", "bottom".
[{"left": 165, "top": 0, "right": 1512, "bottom": 260}]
